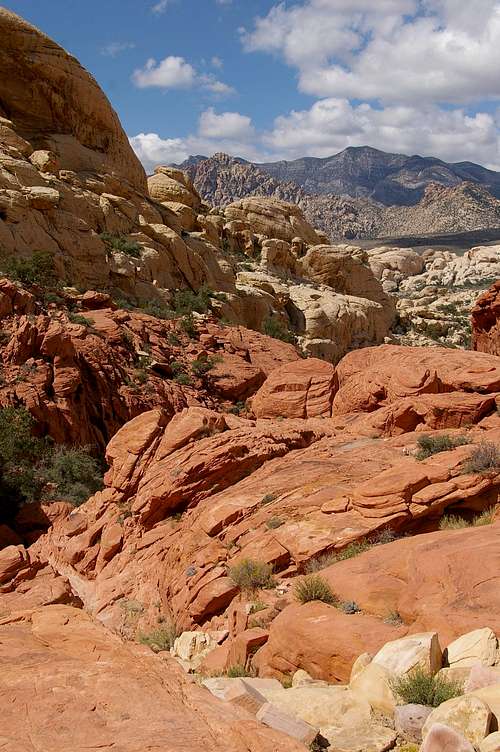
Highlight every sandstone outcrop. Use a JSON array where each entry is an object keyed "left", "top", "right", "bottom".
[{"left": 472, "top": 280, "right": 500, "bottom": 356}]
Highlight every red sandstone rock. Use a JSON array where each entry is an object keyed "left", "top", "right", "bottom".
[
  {"left": 251, "top": 358, "right": 337, "bottom": 419},
  {"left": 472, "top": 281, "right": 500, "bottom": 356},
  {"left": 0, "top": 605, "right": 305, "bottom": 752}
]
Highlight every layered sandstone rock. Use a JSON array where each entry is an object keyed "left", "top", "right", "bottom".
[{"left": 472, "top": 281, "right": 500, "bottom": 356}]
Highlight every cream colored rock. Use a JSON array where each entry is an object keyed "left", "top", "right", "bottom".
[
  {"left": 372, "top": 632, "right": 442, "bottom": 677},
  {"left": 171, "top": 631, "right": 219, "bottom": 672},
  {"left": 26, "top": 186, "right": 60, "bottom": 210},
  {"left": 29, "top": 149, "right": 59, "bottom": 173},
  {"left": 222, "top": 679, "right": 267, "bottom": 715},
  {"left": 350, "top": 653, "right": 372, "bottom": 682},
  {"left": 259, "top": 685, "right": 371, "bottom": 729},
  {"left": 437, "top": 667, "right": 472, "bottom": 686},
  {"left": 422, "top": 695, "right": 492, "bottom": 747},
  {"left": 480, "top": 731, "right": 500, "bottom": 752},
  {"left": 224, "top": 197, "right": 322, "bottom": 245},
  {"left": 256, "top": 703, "right": 318, "bottom": 746},
  {"left": 349, "top": 661, "right": 396, "bottom": 716},
  {"left": 446, "top": 629, "right": 499, "bottom": 668},
  {"left": 321, "top": 723, "right": 397, "bottom": 752},
  {"left": 148, "top": 166, "right": 201, "bottom": 210},
  {"left": 292, "top": 669, "right": 328, "bottom": 688},
  {"left": 468, "top": 685, "right": 500, "bottom": 727}
]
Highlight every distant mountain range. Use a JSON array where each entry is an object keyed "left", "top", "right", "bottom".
[
  {"left": 174, "top": 149, "right": 500, "bottom": 240},
  {"left": 176, "top": 146, "right": 500, "bottom": 207}
]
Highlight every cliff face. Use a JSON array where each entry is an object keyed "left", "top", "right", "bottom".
[{"left": 472, "top": 280, "right": 500, "bottom": 356}]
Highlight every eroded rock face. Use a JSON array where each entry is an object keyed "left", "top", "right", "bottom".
[
  {"left": 472, "top": 281, "right": 500, "bottom": 356},
  {"left": 0, "top": 605, "right": 305, "bottom": 752}
]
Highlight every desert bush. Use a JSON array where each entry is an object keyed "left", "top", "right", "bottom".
[
  {"left": 416, "top": 434, "right": 470, "bottom": 460},
  {"left": 2, "top": 250, "right": 57, "bottom": 286},
  {"left": 473, "top": 505, "right": 498, "bottom": 525},
  {"left": 226, "top": 664, "right": 252, "bottom": 678},
  {"left": 340, "top": 600, "right": 361, "bottom": 614},
  {"left": 173, "top": 372, "right": 192, "bottom": 386},
  {"left": 335, "top": 540, "right": 371, "bottom": 560},
  {"left": 463, "top": 442, "right": 500, "bottom": 474},
  {"left": 305, "top": 551, "right": 339, "bottom": 573},
  {"left": 391, "top": 666, "right": 463, "bottom": 707},
  {"left": 439, "top": 514, "right": 469, "bottom": 530},
  {"left": 138, "top": 300, "right": 174, "bottom": 319},
  {"left": 138, "top": 620, "right": 179, "bottom": 652},
  {"left": 263, "top": 315, "right": 296, "bottom": 344},
  {"left": 172, "top": 285, "right": 213, "bottom": 315},
  {"left": 68, "top": 313, "right": 93, "bottom": 327},
  {"left": 191, "top": 355, "right": 221, "bottom": 378},
  {"left": 100, "top": 232, "right": 141, "bottom": 258},
  {"left": 261, "top": 493, "right": 277, "bottom": 505},
  {"left": 40, "top": 445, "right": 104, "bottom": 506},
  {"left": 180, "top": 313, "right": 197, "bottom": 338},
  {"left": 266, "top": 516, "right": 284, "bottom": 529},
  {"left": 384, "top": 610, "right": 404, "bottom": 626},
  {"left": 229, "top": 559, "right": 275, "bottom": 592},
  {"left": 294, "top": 574, "right": 337, "bottom": 606},
  {"left": 249, "top": 601, "right": 267, "bottom": 614}
]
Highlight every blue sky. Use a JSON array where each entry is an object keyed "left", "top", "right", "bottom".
[{"left": 4, "top": 0, "right": 500, "bottom": 171}]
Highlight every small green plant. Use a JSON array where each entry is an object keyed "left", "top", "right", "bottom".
[
  {"left": 138, "top": 620, "right": 179, "bottom": 652},
  {"left": 335, "top": 540, "right": 371, "bottom": 561},
  {"left": 172, "top": 285, "right": 213, "bottom": 315},
  {"left": 473, "top": 505, "right": 498, "bottom": 526},
  {"left": 416, "top": 434, "right": 470, "bottom": 460},
  {"left": 138, "top": 299, "right": 174, "bottom": 319},
  {"left": 191, "top": 355, "right": 221, "bottom": 378},
  {"left": 229, "top": 559, "right": 275, "bottom": 592},
  {"left": 340, "top": 600, "right": 361, "bottom": 614},
  {"left": 173, "top": 372, "right": 192, "bottom": 386},
  {"left": 40, "top": 445, "right": 104, "bottom": 506},
  {"left": 228, "top": 400, "right": 246, "bottom": 415},
  {"left": 266, "top": 516, "right": 284, "bottom": 529},
  {"left": 1, "top": 250, "right": 57, "bottom": 286},
  {"left": 280, "top": 675, "right": 293, "bottom": 689},
  {"left": 384, "top": 610, "right": 404, "bottom": 626},
  {"left": 263, "top": 315, "right": 296, "bottom": 344},
  {"left": 390, "top": 665, "right": 463, "bottom": 707},
  {"left": 68, "top": 313, "right": 93, "bottom": 327},
  {"left": 100, "top": 232, "right": 142, "bottom": 258},
  {"left": 294, "top": 574, "right": 337, "bottom": 606},
  {"left": 226, "top": 664, "right": 252, "bottom": 678},
  {"left": 261, "top": 493, "right": 277, "bottom": 505},
  {"left": 463, "top": 442, "right": 500, "bottom": 474},
  {"left": 305, "top": 551, "right": 339, "bottom": 573},
  {"left": 180, "top": 313, "right": 197, "bottom": 338},
  {"left": 249, "top": 601, "right": 267, "bottom": 614},
  {"left": 439, "top": 514, "right": 469, "bottom": 530}
]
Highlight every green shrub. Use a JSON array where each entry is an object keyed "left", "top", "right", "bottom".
[
  {"left": 463, "top": 442, "right": 500, "bottom": 474},
  {"left": 340, "top": 600, "right": 361, "bottom": 614},
  {"left": 266, "top": 516, "right": 284, "bottom": 529},
  {"left": 173, "top": 372, "right": 192, "bottom": 386},
  {"left": 294, "top": 574, "right": 337, "bottom": 605},
  {"left": 249, "top": 601, "right": 267, "bottom": 614},
  {"left": 100, "top": 232, "right": 142, "bottom": 258},
  {"left": 261, "top": 493, "right": 277, "bottom": 505},
  {"left": 305, "top": 551, "right": 339, "bottom": 573},
  {"left": 226, "top": 664, "right": 252, "bottom": 678},
  {"left": 138, "top": 299, "right": 174, "bottom": 319},
  {"left": 263, "top": 315, "right": 296, "bottom": 344},
  {"left": 473, "top": 505, "right": 498, "bottom": 526},
  {"left": 335, "top": 540, "right": 371, "bottom": 561},
  {"left": 1, "top": 250, "right": 57, "bottom": 286},
  {"left": 180, "top": 313, "right": 197, "bottom": 338},
  {"left": 68, "top": 313, "right": 93, "bottom": 327},
  {"left": 173, "top": 285, "right": 213, "bottom": 315},
  {"left": 416, "top": 434, "right": 470, "bottom": 460},
  {"left": 390, "top": 665, "right": 463, "bottom": 707},
  {"left": 439, "top": 514, "right": 469, "bottom": 530},
  {"left": 138, "top": 620, "right": 179, "bottom": 652},
  {"left": 229, "top": 559, "right": 275, "bottom": 592},
  {"left": 40, "top": 445, "right": 103, "bottom": 506},
  {"left": 191, "top": 356, "right": 220, "bottom": 377}
]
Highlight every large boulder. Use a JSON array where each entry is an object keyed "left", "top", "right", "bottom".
[{"left": 0, "top": 8, "right": 146, "bottom": 190}]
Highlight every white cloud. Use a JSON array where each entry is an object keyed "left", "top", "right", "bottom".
[
  {"left": 101, "top": 41, "right": 136, "bottom": 58},
  {"left": 132, "top": 56, "right": 234, "bottom": 96},
  {"left": 242, "top": 0, "right": 500, "bottom": 106},
  {"left": 151, "top": 0, "right": 171, "bottom": 14},
  {"left": 199, "top": 108, "right": 254, "bottom": 139},
  {"left": 211, "top": 56, "right": 223, "bottom": 69},
  {"left": 132, "top": 56, "right": 196, "bottom": 89}
]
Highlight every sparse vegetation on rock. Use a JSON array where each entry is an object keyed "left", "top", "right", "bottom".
[
  {"left": 390, "top": 666, "right": 463, "bottom": 708},
  {"left": 415, "top": 434, "right": 471, "bottom": 460},
  {"left": 229, "top": 559, "right": 275, "bottom": 592},
  {"left": 294, "top": 574, "right": 337, "bottom": 605}
]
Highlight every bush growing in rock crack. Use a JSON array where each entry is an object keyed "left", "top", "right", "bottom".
[
  {"left": 390, "top": 665, "right": 463, "bottom": 707},
  {"left": 100, "top": 232, "right": 142, "bottom": 258},
  {"left": 463, "top": 441, "right": 500, "bottom": 474},
  {"left": 294, "top": 574, "right": 337, "bottom": 606},
  {"left": 415, "top": 434, "right": 470, "bottom": 460},
  {"left": 138, "top": 620, "right": 180, "bottom": 652},
  {"left": 229, "top": 559, "right": 275, "bottom": 592}
]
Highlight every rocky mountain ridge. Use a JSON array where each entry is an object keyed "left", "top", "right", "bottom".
[
  {"left": 181, "top": 153, "right": 500, "bottom": 241},
  {"left": 178, "top": 146, "right": 500, "bottom": 206}
]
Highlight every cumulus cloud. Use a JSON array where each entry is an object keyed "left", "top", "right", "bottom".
[
  {"left": 132, "top": 56, "right": 196, "bottom": 89},
  {"left": 242, "top": 0, "right": 500, "bottom": 106},
  {"left": 130, "top": 109, "right": 261, "bottom": 172},
  {"left": 151, "top": 0, "right": 171, "bottom": 14},
  {"left": 132, "top": 56, "right": 234, "bottom": 95}
]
